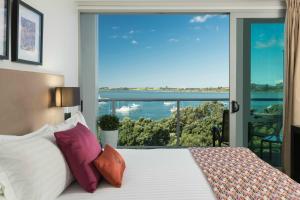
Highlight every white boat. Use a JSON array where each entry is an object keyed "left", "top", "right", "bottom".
[
  {"left": 164, "top": 102, "right": 176, "bottom": 106},
  {"left": 116, "top": 103, "right": 141, "bottom": 114}
]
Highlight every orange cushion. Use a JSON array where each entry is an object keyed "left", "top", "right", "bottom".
[{"left": 93, "top": 145, "right": 126, "bottom": 187}]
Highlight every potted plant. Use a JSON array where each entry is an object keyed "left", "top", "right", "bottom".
[{"left": 97, "top": 115, "right": 120, "bottom": 148}]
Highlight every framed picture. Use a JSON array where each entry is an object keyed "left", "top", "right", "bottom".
[
  {"left": 0, "top": 0, "right": 9, "bottom": 59},
  {"left": 12, "top": 0, "right": 43, "bottom": 65}
]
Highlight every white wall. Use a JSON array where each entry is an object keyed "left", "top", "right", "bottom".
[
  {"left": 0, "top": 0, "right": 78, "bottom": 86},
  {"left": 77, "top": 0, "right": 285, "bottom": 12}
]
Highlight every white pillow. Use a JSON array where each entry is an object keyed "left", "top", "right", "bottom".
[
  {"left": 0, "top": 136, "right": 73, "bottom": 200},
  {"left": 0, "top": 172, "right": 15, "bottom": 200},
  {"left": 53, "top": 111, "right": 88, "bottom": 132},
  {"left": 0, "top": 125, "right": 50, "bottom": 143},
  {"left": 0, "top": 125, "right": 55, "bottom": 199},
  {"left": 66, "top": 111, "right": 87, "bottom": 127}
]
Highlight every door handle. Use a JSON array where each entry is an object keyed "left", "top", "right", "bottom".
[{"left": 231, "top": 101, "right": 240, "bottom": 113}]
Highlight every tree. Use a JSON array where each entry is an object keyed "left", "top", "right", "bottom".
[
  {"left": 115, "top": 102, "right": 283, "bottom": 149},
  {"left": 118, "top": 102, "right": 225, "bottom": 147},
  {"left": 119, "top": 118, "right": 170, "bottom": 146}
]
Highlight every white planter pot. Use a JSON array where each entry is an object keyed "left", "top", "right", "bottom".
[{"left": 101, "top": 130, "right": 119, "bottom": 148}]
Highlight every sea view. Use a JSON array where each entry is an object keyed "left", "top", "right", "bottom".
[
  {"left": 97, "top": 14, "right": 284, "bottom": 165},
  {"left": 98, "top": 90, "right": 283, "bottom": 120}
]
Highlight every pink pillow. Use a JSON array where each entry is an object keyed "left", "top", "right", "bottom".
[{"left": 54, "top": 123, "right": 101, "bottom": 192}]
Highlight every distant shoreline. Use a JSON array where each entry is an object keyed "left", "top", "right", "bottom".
[
  {"left": 99, "top": 87, "right": 230, "bottom": 93},
  {"left": 99, "top": 85, "right": 283, "bottom": 93}
]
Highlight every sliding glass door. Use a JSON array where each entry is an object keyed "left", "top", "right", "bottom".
[{"left": 244, "top": 19, "right": 285, "bottom": 166}]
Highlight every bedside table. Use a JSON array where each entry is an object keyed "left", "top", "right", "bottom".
[{"left": 291, "top": 125, "right": 300, "bottom": 183}]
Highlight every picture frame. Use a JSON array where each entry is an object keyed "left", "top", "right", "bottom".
[
  {"left": 0, "top": 0, "right": 9, "bottom": 59},
  {"left": 11, "top": 0, "right": 43, "bottom": 65}
]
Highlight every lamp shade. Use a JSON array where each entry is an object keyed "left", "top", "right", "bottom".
[{"left": 55, "top": 87, "right": 80, "bottom": 107}]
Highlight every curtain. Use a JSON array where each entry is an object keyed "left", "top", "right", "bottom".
[
  {"left": 80, "top": 14, "right": 99, "bottom": 133},
  {"left": 283, "top": 0, "right": 300, "bottom": 176}
]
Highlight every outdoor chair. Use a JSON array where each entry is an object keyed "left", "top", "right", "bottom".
[
  {"left": 260, "top": 128, "right": 283, "bottom": 162},
  {"left": 212, "top": 110, "right": 229, "bottom": 147},
  {"left": 248, "top": 113, "right": 282, "bottom": 161}
]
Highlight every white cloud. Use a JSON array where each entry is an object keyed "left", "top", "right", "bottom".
[
  {"left": 122, "top": 35, "right": 129, "bottom": 39},
  {"left": 196, "top": 37, "right": 200, "bottom": 42},
  {"left": 150, "top": 29, "right": 156, "bottom": 32},
  {"left": 168, "top": 38, "right": 179, "bottom": 43},
  {"left": 255, "top": 38, "right": 277, "bottom": 49},
  {"left": 190, "top": 15, "right": 215, "bottom": 23},
  {"left": 131, "top": 40, "right": 138, "bottom": 45},
  {"left": 129, "top": 30, "right": 135, "bottom": 34},
  {"left": 112, "top": 26, "right": 120, "bottom": 30},
  {"left": 190, "top": 14, "right": 227, "bottom": 23}
]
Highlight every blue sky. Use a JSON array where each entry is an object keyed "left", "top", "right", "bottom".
[
  {"left": 251, "top": 23, "right": 284, "bottom": 85},
  {"left": 98, "top": 14, "right": 229, "bottom": 88},
  {"left": 98, "top": 14, "right": 284, "bottom": 88}
]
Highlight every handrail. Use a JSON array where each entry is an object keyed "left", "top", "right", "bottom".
[
  {"left": 98, "top": 97, "right": 283, "bottom": 102},
  {"left": 98, "top": 98, "right": 229, "bottom": 102},
  {"left": 98, "top": 97, "right": 283, "bottom": 147},
  {"left": 98, "top": 98, "right": 231, "bottom": 143},
  {"left": 251, "top": 98, "right": 283, "bottom": 101}
]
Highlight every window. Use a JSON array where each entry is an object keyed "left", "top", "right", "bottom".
[{"left": 98, "top": 14, "right": 230, "bottom": 147}]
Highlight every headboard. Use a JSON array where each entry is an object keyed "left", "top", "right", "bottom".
[{"left": 0, "top": 69, "right": 65, "bottom": 136}]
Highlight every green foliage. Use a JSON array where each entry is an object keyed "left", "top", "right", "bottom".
[
  {"left": 99, "top": 102, "right": 283, "bottom": 148},
  {"left": 251, "top": 83, "right": 283, "bottom": 92},
  {"left": 250, "top": 104, "right": 283, "bottom": 137},
  {"left": 118, "top": 118, "right": 170, "bottom": 146},
  {"left": 118, "top": 102, "right": 225, "bottom": 147},
  {"left": 97, "top": 115, "right": 119, "bottom": 131},
  {"left": 264, "top": 104, "right": 283, "bottom": 114},
  {"left": 179, "top": 102, "right": 224, "bottom": 146},
  {"left": 249, "top": 104, "right": 283, "bottom": 153}
]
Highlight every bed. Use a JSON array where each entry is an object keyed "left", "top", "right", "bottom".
[
  {"left": 1, "top": 69, "right": 300, "bottom": 200},
  {"left": 57, "top": 149, "right": 215, "bottom": 200},
  {"left": 56, "top": 147, "right": 300, "bottom": 200}
]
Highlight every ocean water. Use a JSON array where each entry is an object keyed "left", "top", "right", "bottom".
[{"left": 98, "top": 90, "right": 283, "bottom": 120}]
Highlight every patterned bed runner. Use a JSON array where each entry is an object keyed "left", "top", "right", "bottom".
[{"left": 190, "top": 147, "right": 300, "bottom": 200}]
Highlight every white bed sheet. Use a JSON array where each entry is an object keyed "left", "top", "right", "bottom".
[{"left": 57, "top": 149, "right": 215, "bottom": 200}]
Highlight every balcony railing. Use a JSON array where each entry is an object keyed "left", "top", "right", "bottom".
[
  {"left": 99, "top": 98, "right": 229, "bottom": 147},
  {"left": 98, "top": 97, "right": 283, "bottom": 148}
]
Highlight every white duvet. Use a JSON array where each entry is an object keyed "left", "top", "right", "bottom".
[{"left": 57, "top": 149, "right": 215, "bottom": 200}]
